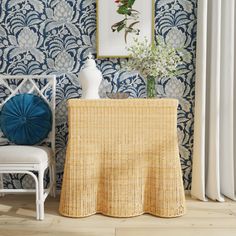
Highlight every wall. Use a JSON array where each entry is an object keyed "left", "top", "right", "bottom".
[{"left": 0, "top": 0, "right": 197, "bottom": 189}]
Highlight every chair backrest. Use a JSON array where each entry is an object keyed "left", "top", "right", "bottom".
[{"left": 0, "top": 75, "right": 56, "bottom": 152}]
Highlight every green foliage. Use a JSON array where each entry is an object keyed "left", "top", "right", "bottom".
[
  {"left": 128, "top": 0, "right": 136, "bottom": 7},
  {"left": 117, "top": 5, "right": 131, "bottom": 15},
  {"left": 119, "top": 0, "right": 136, "bottom": 8},
  {"left": 111, "top": 0, "right": 140, "bottom": 43}
]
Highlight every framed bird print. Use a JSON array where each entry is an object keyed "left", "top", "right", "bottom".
[{"left": 96, "top": 0, "right": 155, "bottom": 58}]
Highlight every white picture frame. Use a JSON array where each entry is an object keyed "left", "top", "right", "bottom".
[{"left": 96, "top": 0, "right": 155, "bottom": 58}]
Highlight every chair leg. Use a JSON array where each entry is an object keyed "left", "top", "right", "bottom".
[
  {"left": 34, "top": 174, "right": 40, "bottom": 220},
  {"left": 0, "top": 174, "right": 5, "bottom": 197},
  {"left": 38, "top": 169, "right": 45, "bottom": 220}
]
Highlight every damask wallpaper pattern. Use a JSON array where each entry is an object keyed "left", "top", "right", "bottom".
[{"left": 0, "top": 0, "right": 197, "bottom": 190}]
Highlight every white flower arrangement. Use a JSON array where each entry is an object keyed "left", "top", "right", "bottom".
[{"left": 122, "top": 37, "right": 181, "bottom": 79}]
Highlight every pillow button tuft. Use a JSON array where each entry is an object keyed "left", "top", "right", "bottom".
[{"left": 20, "top": 116, "right": 27, "bottom": 124}]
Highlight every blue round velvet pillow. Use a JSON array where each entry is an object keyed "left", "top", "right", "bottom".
[{"left": 0, "top": 94, "right": 52, "bottom": 145}]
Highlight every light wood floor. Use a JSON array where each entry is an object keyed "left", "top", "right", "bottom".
[{"left": 0, "top": 194, "right": 236, "bottom": 236}]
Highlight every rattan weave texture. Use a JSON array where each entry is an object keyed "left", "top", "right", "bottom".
[{"left": 59, "top": 99, "right": 186, "bottom": 218}]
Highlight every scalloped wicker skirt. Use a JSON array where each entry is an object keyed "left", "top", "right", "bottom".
[{"left": 59, "top": 99, "right": 186, "bottom": 218}]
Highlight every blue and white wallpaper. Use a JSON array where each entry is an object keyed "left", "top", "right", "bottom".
[{"left": 0, "top": 0, "right": 197, "bottom": 190}]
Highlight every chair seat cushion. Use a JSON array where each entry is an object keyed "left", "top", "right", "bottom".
[
  {"left": 0, "top": 93, "right": 52, "bottom": 145},
  {"left": 0, "top": 146, "right": 52, "bottom": 164}
]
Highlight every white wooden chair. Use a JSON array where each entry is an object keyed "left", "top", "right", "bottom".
[{"left": 0, "top": 75, "right": 56, "bottom": 220}]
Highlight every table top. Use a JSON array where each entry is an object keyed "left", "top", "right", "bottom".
[{"left": 67, "top": 98, "right": 179, "bottom": 108}]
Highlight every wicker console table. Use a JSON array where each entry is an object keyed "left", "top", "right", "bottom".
[{"left": 59, "top": 99, "right": 186, "bottom": 218}]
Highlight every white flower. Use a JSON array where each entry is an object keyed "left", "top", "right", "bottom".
[
  {"left": 166, "top": 27, "right": 186, "bottom": 49},
  {"left": 122, "top": 37, "right": 181, "bottom": 79},
  {"left": 54, "top": 1, "right": 73, "bottom": 23},
  {"left": 18, "top": 27, "right": 38, "bottom": 49},
  {"left": 55, "top": 51, "right": 74, "bottom": 72}
]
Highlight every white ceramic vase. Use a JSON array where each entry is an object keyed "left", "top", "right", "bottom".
[{"left": 79, "top": 53, "right": 103, "bottom": 99}]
